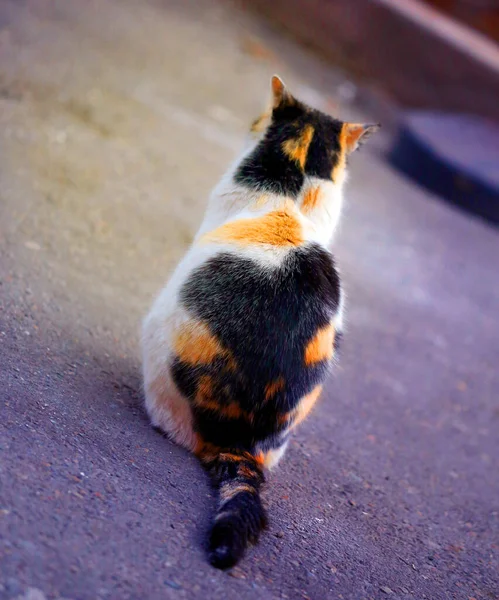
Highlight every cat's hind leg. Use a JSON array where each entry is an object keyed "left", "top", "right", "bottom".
[
  {"left": 142, "top": 304, "right": 198, "bottom": 452},
  {"left": 143, "top": 366, "right": 198, "bottom": 452}
]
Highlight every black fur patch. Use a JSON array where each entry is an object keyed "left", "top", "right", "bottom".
[
  {"left": 305, "top": 113, "right": 343, "bottom": 180},
  {"left": 175, "top": 244, "right": 341, "bottom": 447},
  {"left": 235, "top": 101, "right": 344, "bottom": 195},
  {"left": 208, "top": 491, "right": 266, "bottom": 569}
]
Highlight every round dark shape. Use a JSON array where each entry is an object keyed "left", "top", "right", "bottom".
[{"left": 389, "top": 112, "right": 499, "bottom": 225}]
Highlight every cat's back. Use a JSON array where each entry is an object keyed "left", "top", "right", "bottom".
[
  {"left": 181, "top": 238, "right": 341, "bottom": 336},
  {"left": 171, "top": 203, "right": 342, "bottom": 408},
  {"left": 183, "top": 197, "right": 341, "bottom": 333}
]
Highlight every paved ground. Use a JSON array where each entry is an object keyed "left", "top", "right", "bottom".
[{"left": 0, "top": 1, "right": 498, "bottom": 599}]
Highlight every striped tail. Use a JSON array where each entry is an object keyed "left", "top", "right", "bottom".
[{"left": 201, "top": 449, "right": 267, "bottom": 569}]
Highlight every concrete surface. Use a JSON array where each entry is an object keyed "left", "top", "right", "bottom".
[{"left": 0, "top": 0, "right": 498, "bottom": 599}]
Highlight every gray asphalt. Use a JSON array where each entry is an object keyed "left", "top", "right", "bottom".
[{"left": 0, "top": 1, "right": 498, "bottom": 599}]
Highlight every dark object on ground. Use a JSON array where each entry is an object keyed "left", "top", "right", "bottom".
[{"left": 389, "top": 112, "right": 499, "bottom": 225}]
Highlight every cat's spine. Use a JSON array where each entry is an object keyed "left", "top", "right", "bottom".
[{"left": 200, "top": 449, "right": 267, "bottom": 569}]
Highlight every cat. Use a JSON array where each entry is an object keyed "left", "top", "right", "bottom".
[{"left": 141, "top": 75, "right": 379, "bottom": 569}]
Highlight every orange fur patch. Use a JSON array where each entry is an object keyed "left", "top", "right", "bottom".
[
  {"left": 173, "top": 321, "right": 236, "bottom": 371},
  {"left": 220, "top": 482, "right": 256, "bottom": 503},
  {"left": 332, "top": 124, "right": 347, "bottom": 182},
  {"left": 292, "top": 385, "right": 323, "bottom": 429},
  {"left": 203, "top": 208, "right": 303, "bottom": 248},
  {"left": 194, "top": 375, "right": 243, "bottom": 419},
  {"left": 271, "top": 75, "right": 285, "bottom": 107},
  {"left": 301, "top": 186, "right": 321, "bottom": 214},
  {"left": 196, "top": 443, "right": 256, "bottom": 464},
  {"left": 282, "top": 125, "right": 314, "bottom": 170},
  {"left": 344, "top": 123, "right": 366, "bottom": 152},
  {"left": 194, "top": 438, "right": 220, "bottom": 461},
  {"left": 304, "top": 323, "right": 336, "bottom": 365},
  {"left": 196, "top": 441, "right": 264, "bottom": 478},
  {"left": 277, "top": 385, "right": 323, "bottom": 427},
  {"left": 264, "top": 377, "right": 285, "bottom": 400},
  {"left": 219, "top": 452, "right": 246, "bottom": 463},
  {"left": 173, "top": 321, "right": 223, "bottom": 365},
  {"left": 238, "top": 463, "right": 257, "bottom": 479},
  {"left": 254, "top": 451, "right": 265, "bottom": 466},
  {"left": 271, "top": 75, "right": 295, "bottom": 108}
]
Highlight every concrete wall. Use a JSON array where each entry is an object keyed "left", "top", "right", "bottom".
[{"left": 241, "top": 0, "right": 499, "bottom": 121}]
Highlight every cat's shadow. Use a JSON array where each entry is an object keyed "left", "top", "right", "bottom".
[{"left": 98, "top": 347, "right": 216, "bottom": 549}]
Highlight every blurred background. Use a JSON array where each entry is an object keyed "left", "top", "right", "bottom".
[
  {"left": 424, "top": 0, "right": 499, "bottom": 41},
  {"left": 0, "top": 1, "right": 497, "bottom": 599}
]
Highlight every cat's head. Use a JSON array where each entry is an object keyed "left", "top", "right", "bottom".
[{"left": 247, "top": 75, "right": 379, "bottom": 186}]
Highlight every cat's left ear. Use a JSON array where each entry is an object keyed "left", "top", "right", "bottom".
[
  {"left": 271, "top": 75, "right": 296, "bottom": 110},
  {"left": 343, "top": 123, "right": 380, "bottom": 153},
  {"left": 250, "top": 75, "right": 294, "bottom": 136}
]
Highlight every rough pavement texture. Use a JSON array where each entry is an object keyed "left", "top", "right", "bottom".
[{"left": 0, "top": 1, "right": 498, "bottom": 599}]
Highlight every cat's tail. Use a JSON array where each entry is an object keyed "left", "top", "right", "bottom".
[{"left": 200, "top": 448, "right": 267, "bottom": 569}]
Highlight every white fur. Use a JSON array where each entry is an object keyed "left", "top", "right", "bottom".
[
  {"left": 262, "top": 440, "right": 289, "bottom": 469},
  {"left": 299, "top": 175, "right": 346, "bottom": 246}
]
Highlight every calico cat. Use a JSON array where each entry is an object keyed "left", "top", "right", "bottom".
[{"left": 141, "top": 76, "right": 378, "bottom": 569}]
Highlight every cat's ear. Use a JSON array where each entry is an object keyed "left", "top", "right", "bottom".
[
  {"left": 271, "top": 75, "right": 296, "bottom": 109},
  {"left": 250, "top": 75, "right": 293, "bottom": 136},
  {"left": 343, "top": 123, "right": 380, "bottom": 153}
]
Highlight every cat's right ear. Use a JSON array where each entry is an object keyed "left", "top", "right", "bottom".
[
  {"left": 343, "top": 123, "right": 381, "bottom": 153},
  {"left": 271, "top": 75, "right": 296, "bottom": 110}
]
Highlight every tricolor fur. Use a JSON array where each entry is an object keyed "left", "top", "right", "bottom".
[{"left": 141, "top": 76, "right": 379, "bottom": 568}]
